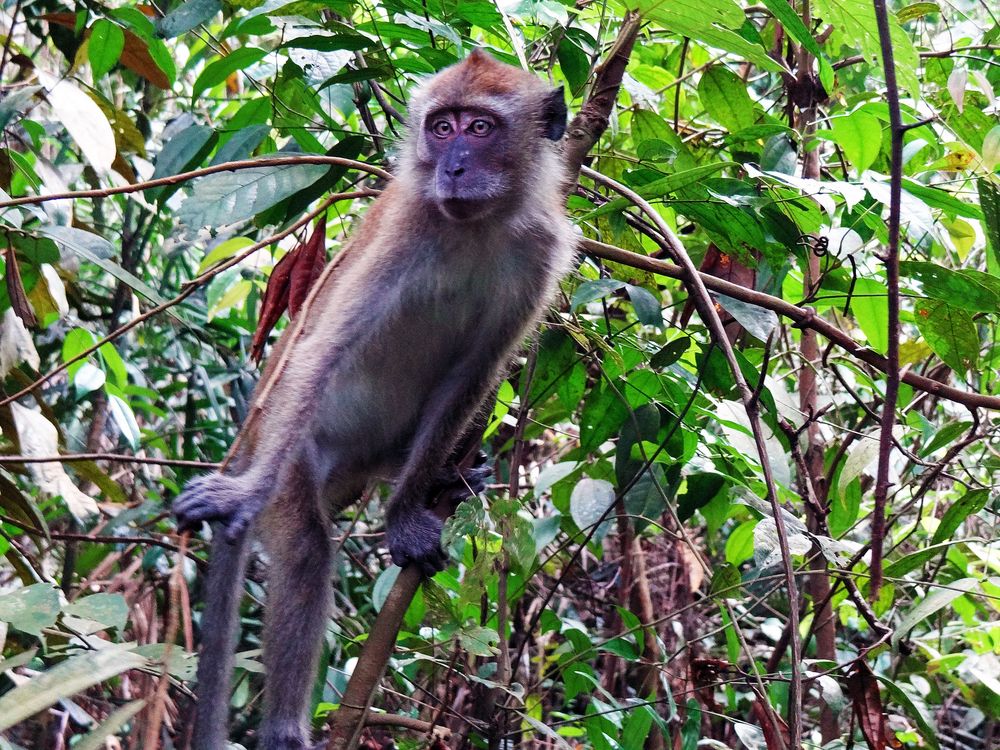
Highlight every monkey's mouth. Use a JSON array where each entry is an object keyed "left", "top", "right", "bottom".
[{"left": 437, "top": 197, "right": 492, "bottom": 222}]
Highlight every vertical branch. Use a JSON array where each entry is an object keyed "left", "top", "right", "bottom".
[
  {"left": 870, "top": 0, "right": 904, "bottom": 600},
  {"left": 790, "top": 0, "right": 838, "bottom": 740}
]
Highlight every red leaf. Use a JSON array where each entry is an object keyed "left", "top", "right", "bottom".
[
  {"left": 250, "top": 249, "right": 295, "bottom": 363},
  {"left": 288, "top": 214, "right": 326, "bottom": 316},
  {"left": 249, "top": 217, "right": 328, "bottom": 362},
  {"left": 846, "top": 663, "right": 892, "bottom": 750}
]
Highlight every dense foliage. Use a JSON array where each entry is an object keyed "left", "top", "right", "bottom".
[{"left": 0, "top": 0, "right": 998, "bottom": 748}]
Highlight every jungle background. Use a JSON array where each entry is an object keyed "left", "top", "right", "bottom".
[{"left": 0, "top": 0, "right": 998, "bottom": 748}]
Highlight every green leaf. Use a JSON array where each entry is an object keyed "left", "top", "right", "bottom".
[
  {"left": 177, "top": 163, "right": 328, "bottom": 229},
  {"left": 635, "top": 0, "right": 785, "bottom": 73},
  {"left": 849, "top": 278, "right": 888, "bottom": 353},
  {"left": 903, "top": 179, "right": 983, "bottom": 220},
  {"left": 978, "top": 178, "right": 1000, "bottom": 269},
  {"left": 932, "top": 489, "right": 990, "bottom": 546},
  {"left": 458, "top": 625, "right": 499, "bottom": 656},
  {"left": 892, "top": 577, "right": 979, "bottom": 648},
  {"left": 571, "top": 279, "right": 626, "bottom": 310},
  {"left": 372, "top": 565, "right": 400, "bottom": 612},
  {"left": 875, "top": 677, "right": 940, "bottom": 750},
  {"left": 698, "top": 66, "right": 757, "bottom": 133},
  {"left": 678, "top": 473, "right": 726, "bottom": 522},
  {"left": 709, "top": 562, "right": 742, "bottom": 599},
  {"left": 148, "top": 124, "right": 217, "bottom": 203},
  {"left": 901, "top": 261, "right": 997, "bottom": 312},
  {"left": 625, "top": 285, "right": 662, "bottom": 326},
  {"left": 759, "top": 0, "right": 834, "bottom": 90},
  {"left": 155, "top": 0, "right": 222, "bottom": 38},
  {"left": 896, "top": 2, "right": 939, "bottom": 23},
  {"left": 40, "top": 227, "right": 170, "bottom": 307},
  {"left": 913, "top": 299, "right": 979, "bottom": 373},
  {"left": 649, "top": 337, "right": 690, "bottom": 369},
  {"left": 193, "top": 48, "right": 267, "bottom": 100},
  {"left": 74, "top": 700, "right": 146, "bottom": 750},
  {"left": 63, "top": 593, "right": 129, "bottom": 632},
  {"left": 830, "top": 109, "right": 882, "bottom": 174},
  {"left": 88, "top": 20, "right": 125, "bottom": 80},
  {"left": 0, "top": 647, "right": 148, "bottom": 731},
  {"left": 62, "top": 327, "right": 97, "bottom": 379},
  {"left": 0, "top": 583, "right": 60, "bottom": 636},
  {"left": 725, "top": 519, "right": 757, "bottom": 565},
  {"left": 583, "top": 163, "right": 730, "bottom": 219},
  {"left": 570, "top": 477, "right": 615, "bottom": 540},
  {"left": 983, "top": 125, "right": 1000, "bottom": 172}
]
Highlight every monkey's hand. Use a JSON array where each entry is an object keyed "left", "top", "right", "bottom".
[
  {"left": 385, "top": 503, "right": 449, "bottom": 576},
  {"left": 173, "top": 473, "right": 260, "bottom": 542}
]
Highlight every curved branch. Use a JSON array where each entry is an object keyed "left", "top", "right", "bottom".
[{"left": 580, "top": 238, "right": 1000, "bottom": 410}]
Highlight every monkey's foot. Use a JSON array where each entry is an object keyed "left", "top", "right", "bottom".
[
  {"left": 173, "top": 473, "right": 260, "bottom": 542},
  {"left": 257, "top": 719, "right": 311, "bottom": 749},
  {"left": 433, "top": 451, "right": 492, "bottom": 505},
  {"left": 386, "top": 507, "right": 448, "bottom": 576}
]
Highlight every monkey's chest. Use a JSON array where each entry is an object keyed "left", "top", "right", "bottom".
[{"left": 314, "top": 276, "right": 499, "bottom": 460}]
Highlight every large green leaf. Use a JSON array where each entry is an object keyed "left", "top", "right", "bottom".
[
  {"left": 913, "top": 298, "right": 979, "bottom": 373},
  {"left": 0, "top": 647, "right": 148, "bottom": 731},
  {"left": 830, "top": 109, "right": 882, "bottom": 174},
  {"left": 177, "top": 163, "right": 328, "bottom": 229},
  {"left": 900, "top": 261, "right": 998, "bottom": 312},
  {"left": 698, "top": 66, "right": 757, "bottom": 133}
]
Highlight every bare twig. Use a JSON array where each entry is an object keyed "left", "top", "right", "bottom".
[{"left": 0, "top": 156, "right": 390, "bottom": 210}]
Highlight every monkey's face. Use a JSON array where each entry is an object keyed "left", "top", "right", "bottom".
[{"left": 422, "top": 107, "right": 514, "bottom": 221}]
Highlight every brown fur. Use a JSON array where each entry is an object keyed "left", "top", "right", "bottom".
[{"left": 174, "top": 51, "right": 575, "bottom": 749}]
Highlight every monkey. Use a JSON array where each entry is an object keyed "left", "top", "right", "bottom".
[{"left": 172, "top": 50, "right": 576, "bottom": 749}]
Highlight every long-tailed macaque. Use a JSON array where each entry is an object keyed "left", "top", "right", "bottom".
[{"left": 173, "top": 50, "right": 576, "bottom": 749}]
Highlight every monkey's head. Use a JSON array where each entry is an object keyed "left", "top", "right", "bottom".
[{"left": 404, "top": 49, "right": 568, "bottom": 222}]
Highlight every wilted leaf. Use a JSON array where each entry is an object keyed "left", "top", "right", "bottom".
[
  {"left": 2, "top": 247, "right": 35, "bottom": 326},
  {"left": 846, "top": 663, "right": 891, "bottom": 750},
  {"left": 9, "top": 403, "right": 99, "bottom": 520},
  {"left": 0, "top": 308, "right": 39, "bottom": 376}
]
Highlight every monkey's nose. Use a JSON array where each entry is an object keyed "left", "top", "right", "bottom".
[{"left": 446, "top": 164, "right": 465, "bottom": 178}]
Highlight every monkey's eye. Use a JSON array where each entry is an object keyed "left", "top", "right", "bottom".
[
  {"left": 468, "top": 119, "right": 494, "bottom": 136},
  {"left": 430, "top": 120, "right": 453, "bottom": 137}
]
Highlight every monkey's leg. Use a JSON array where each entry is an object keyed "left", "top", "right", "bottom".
[
  {"left": 190, "top": 525, "right": 253, "bottom": 750},
  {"left": 256, "top": 464, "right": 362, "bottom": 750}
]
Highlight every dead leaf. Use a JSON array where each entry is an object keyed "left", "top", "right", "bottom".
[
  {"left": 4, "top": 246, "right": 37, "bottom": 327},
  {"left": 8, "top": 403, "right": 99, "bottom": 520},
  {"left": 41, "top": 14, "right": 169, "bottom": 90},
  {"left": 250, "top": 217, "right": 327, "bottom": 362},
  {"left": 846, "top": 663, "right": 892, "bottom": 750},
  {"left": 288, "top": 214, "right": 326, "bottom": 316},
  {"left": 0, "top": 308, "right": 39, "bottom": 376}
]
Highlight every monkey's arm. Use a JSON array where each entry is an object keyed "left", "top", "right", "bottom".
[{"left": 385, "top": 342, "right": 513, "bottom": 574}]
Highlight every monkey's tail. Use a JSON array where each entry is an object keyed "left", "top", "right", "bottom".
[{"left": 190, "top": 525, "right": 252, "bottom": 750}]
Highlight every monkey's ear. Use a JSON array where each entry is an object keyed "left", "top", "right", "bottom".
[{"left": 542, "top": 86, "right": 567, "bottom": 141}]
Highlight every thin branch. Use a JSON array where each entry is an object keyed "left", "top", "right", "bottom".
[
  {"left": 580, "top": 165, "right": 802, "bottom": 749},
  {"left": 0, "top": 156, "right": 390, "bottom": 210},
  {"left": 580, "top": 237, "right": 1000, "bottom": 410},
  {"left": 869, "top": 0, "right": 905, "bottom": 601},
  {"left": 0, "top": 453, "right": 218, "bottom": 469}
]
